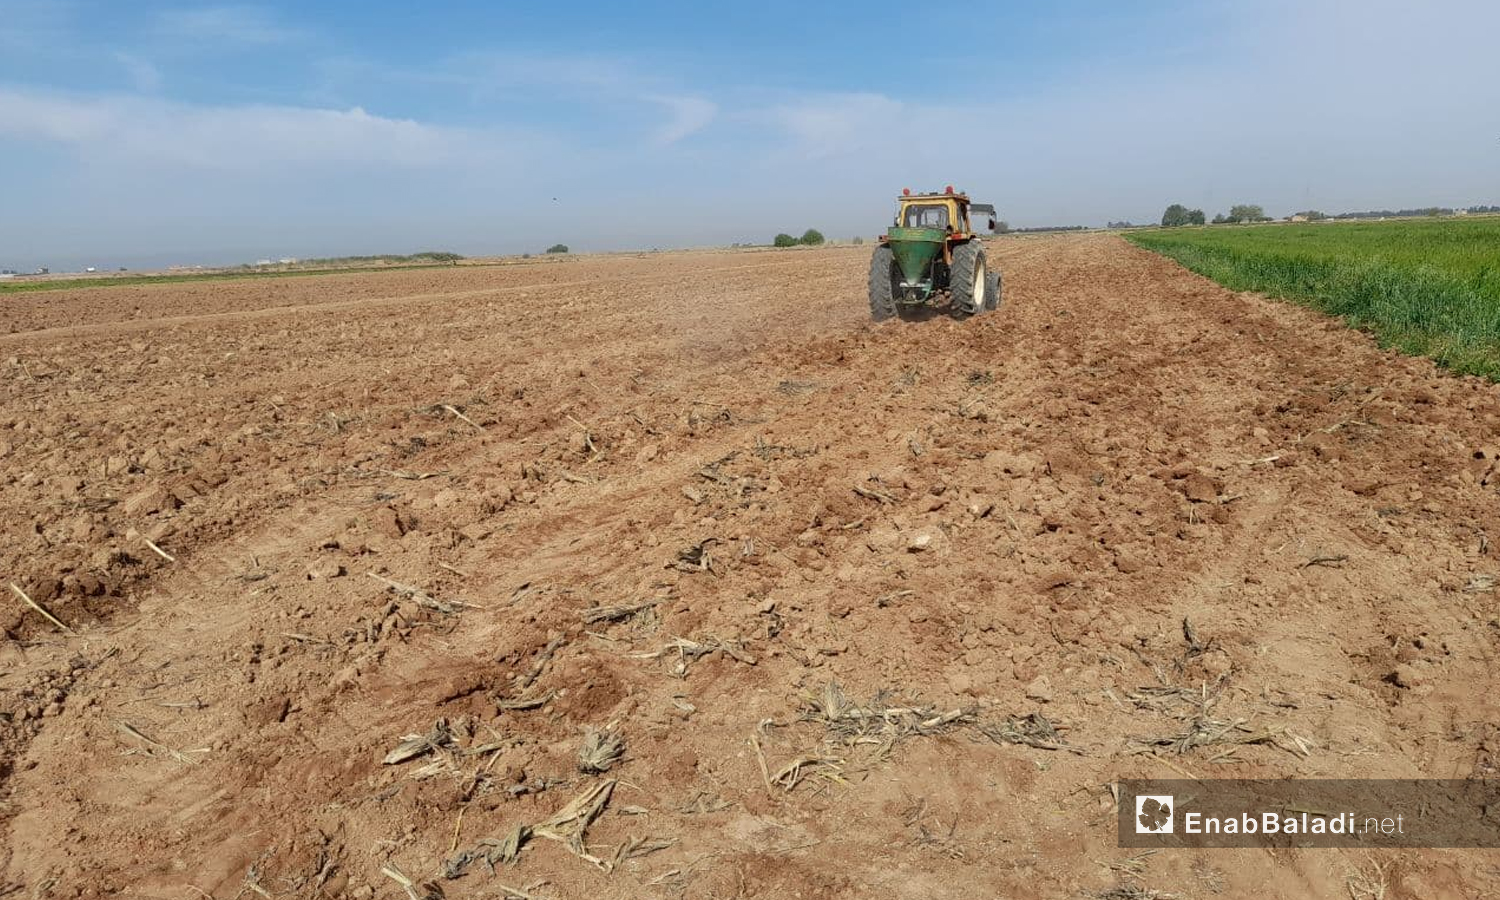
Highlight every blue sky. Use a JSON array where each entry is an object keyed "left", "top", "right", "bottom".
[{"left": 2, "top": 0, "right": 1498, "bottom": 270}]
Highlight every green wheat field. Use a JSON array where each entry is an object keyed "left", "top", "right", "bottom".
[{"left": 1128, "top": 217, "right": 1500, "bottom": 379}]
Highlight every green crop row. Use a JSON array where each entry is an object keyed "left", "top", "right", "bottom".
[{"left": 1127, "top": 218, "right": 1500, "bottom": 379}]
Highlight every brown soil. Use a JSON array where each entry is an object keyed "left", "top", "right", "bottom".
[{"left": 3, "top": 235, "right": 1498, "bottom": 899}]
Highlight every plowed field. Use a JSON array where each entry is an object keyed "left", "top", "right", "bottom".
[{"left": 3, "top": 235, "right": 1498, "bottom": 898}]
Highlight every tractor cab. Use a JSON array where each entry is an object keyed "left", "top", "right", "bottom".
[{"left": 893, "top": 189, "right": 967, "bottom": 233}]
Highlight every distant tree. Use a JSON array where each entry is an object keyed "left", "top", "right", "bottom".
[
  {"left": 1107, "top": 221, "right": 1136, "bottom": 229},
  {"left": 1228, "top": 204, "right": 1265, "bottom": 224},
  {"left": 1211, "top": 213, "right": 1228, "bottom": 225},
  {"left": 773, "top": 233, "right": 799, "bottom": 247},
  {"left": 545, "top": 244, "right": 569, "bottom": 254},
  {"left": 799, "top": 229, "right": 825, "bottom": 246},
  {"left": 1187, "top": 209, "right": 1206, "bottom": 225},
  {"left": 1161, "top": 204, "right": 1192, "bottom": 227},
  {"left": 1331, "top": 206, "right": 1453, "bottom": 220},
  {"left": 994, "top": 220, "right": 1012, "bottom": 234},
  {"left": 851, "top": 236, "right": 865, "bottom": 245}
]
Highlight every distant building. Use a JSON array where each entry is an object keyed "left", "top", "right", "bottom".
[
  {"left": 1288, "top": 214, "right": 1308, "bottom": 223},
  {"left": 278, "top": 257, "right": 298, "bottom": 265},
  {"left": 255, "top": 259, "right": 273, "bottom": 266}
]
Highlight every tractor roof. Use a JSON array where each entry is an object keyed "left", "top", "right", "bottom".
[{"left": 900, "top": 191, "right": 970, "bottom": 202}]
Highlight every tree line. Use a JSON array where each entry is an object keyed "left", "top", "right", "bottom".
[
  {"left": 1161, "top": 202, "right": 1498, "bottom": 227},
  {"left": 1327, "top": 206, "right": 1495, "bottom": 219},
  {"left": 773, "top": 229, "right": 825, "bottom": 247},
  {"left": 1161, "top": 203, "right": 1275, "bottom": 227}
]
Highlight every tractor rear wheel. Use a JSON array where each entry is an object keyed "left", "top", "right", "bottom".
[
  {"left": 949, "top": 241, "right": 986, "bottom": 317},
  {"left": 868, "top": 246, "right": 902, "bottom": 321}
]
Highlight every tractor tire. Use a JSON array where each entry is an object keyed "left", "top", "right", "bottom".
[
  {"left": 868, "top": 246, "right": 901, "bottom": 321},
  {"left": 949, "top": 241, "right": 986, "bottom": 317},
  {"left": 985, "top": 269, "right": 1002, "bottom": 311}
]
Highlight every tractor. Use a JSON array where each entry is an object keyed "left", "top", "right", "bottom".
[{"left": 869, "top": 186, "right": 1002, "bottom": 321}]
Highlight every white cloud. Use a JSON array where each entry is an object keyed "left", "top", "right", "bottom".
[
  {"left": 645, "top": 94, "right": 716, "bottom": 145},
  {"left": 153, "top": 5, "right": 305, "bottom": 45},
  {"left": 0, "top": 88, "right": 117, "bottom": 143},
  {"left": 0, "top": 88, "right": 494, "bottom": 169},
  {"left": 313, "top": 52, "right": 718, "bottom": 148},
  {"left": 113, "top": 53, "right": 162, "bottom": 93},
  {"left": 438, "top": 51, "right": 633, "bottom": 96},
  {"left": 753, "top": 93, "right": 904, "bottom": 158}
]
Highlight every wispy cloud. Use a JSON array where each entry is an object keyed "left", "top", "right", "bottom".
[
  {"left": 645, "top": 94, "right": 716, "bottom": 146},
  {"left": 433, "top": 52, "right": 719, "bottom": 146},
  {"left": 311, "top": 51, "right": 717, "bottom": 147},
  {"left": 437, "top": 51, "right": 634, "bottom": 97},
  {"left": 0, "top": 88, "right": 500, "bottom": 169},
  {"left": 112, "top": 53, "right": 162, "bottom": 93},
  {"left": 752, "top": 92, "right": 903, "bottom": 158},
  {"left": 153, "top": 5, "right": 305, "bottom": 45}
]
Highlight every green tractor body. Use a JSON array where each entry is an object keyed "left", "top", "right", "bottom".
[
  {"left": 885, "top": 226, "right": 947, "bottom": 301},
  {"left": 869, "top": 187, "right": 1003, "bottom": 321}
]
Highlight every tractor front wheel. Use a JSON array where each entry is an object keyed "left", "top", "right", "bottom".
[{"left": 949, "top": 241, "right": 986, "bottom": 317}]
